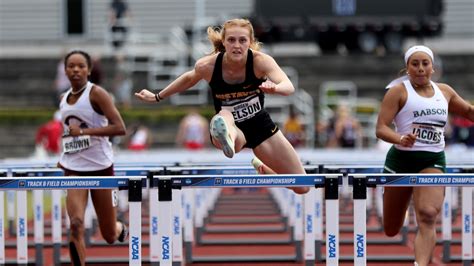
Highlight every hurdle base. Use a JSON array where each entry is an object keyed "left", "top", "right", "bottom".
[
  {"left": 295, "top": 240, "right": 303, "bottom": 262},
  {"left": 35, "top": 244, "right": 43, "bottom": 266},
  {"left": 53, "top": 243, "right": 61, "bottom": 266},
  {"left": 442, "top": 241, "right": 451, "bottom": 263},
  {"left": 85, "top": 228, "right": 92, "bottom": 247},
  {"left": 314, "top": 240, "right": 323, "bottom": 262},
  {"left": 185, "top": 241, "right": 193, "bottom": 263}
]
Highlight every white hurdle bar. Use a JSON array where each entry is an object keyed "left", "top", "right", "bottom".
[
  {"left": 351, "top": 173, "right": 474, "bottom": 266},
  {"left": 153, "top": 172, "right": 473, "bottom": 265},
  {"left": 152, "top": 173, "right": 334, "bottom": 266},
  {"left": 0, "top": 174, "right": 147, "bottom": 265},
  {"left": 1, "top": 167, "right": 473, "bottom": 265}
]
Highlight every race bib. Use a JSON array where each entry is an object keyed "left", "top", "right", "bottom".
[
  {"left": 222, "top": 97, "right": 262, "bottom": 122},
  {"left": 412, "top": 123, "right": 443, "bottom": 144},
  {"left": 62, "top": 135, "right": 91, "bottom": 154}
]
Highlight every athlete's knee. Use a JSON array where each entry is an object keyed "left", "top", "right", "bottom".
[
  {"left": 103, "top": 234, "right": 116, "bottom": 244},
  {"left": 291, "top": 187, "right": 309, "bottom": 194},
  {"left": 101, "top": 224, "right": 118, "bottom": 244},
  {"left": 218, "top": 109, "right": 232, "bottom": 117},
  {"left": 383, "top": 217, "right": 403, "bottom": 237},
  {"left": 416, "top": 205, "right": 440, "bottom": 226},
  {"left": 69, "top": 217, "right": 85, "bottom": 239},
  {"left": 383, "top": 224, "right": 401, "bottom": 237}
]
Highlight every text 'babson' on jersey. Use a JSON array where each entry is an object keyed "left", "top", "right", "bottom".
[{"left": 413, "top": 108, "right": 447, "bottom": 118}]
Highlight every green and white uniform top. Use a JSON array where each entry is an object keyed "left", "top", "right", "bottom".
[{"left": 394, "top": 80, "right": 448, "bottom": 152}]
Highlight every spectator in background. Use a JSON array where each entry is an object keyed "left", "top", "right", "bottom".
[
  {"left": 112, "top": 54, "right": 133, "bottom": 109},
  {"left": 332, "top": 104, "right": 362, "bottom": 148},
  {"left": 176, "top": 109, "right": 208, "bottom": 150},
  {"left": 283, "top": 105, "right": 305, "bottom": 147},
  {"left": 125, "top": 124, "right": 153, "bottom": 151},
  {"left": 109, "top": 0, "right": 131, "bottom": 50},
  {"left": 448, "top": 115, "right": 474, "bottom": 147},
  {"left": 35, "top": 110, "right": 63, "bottom": 156}
]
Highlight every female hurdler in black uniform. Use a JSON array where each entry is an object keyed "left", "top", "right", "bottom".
[{"left": 135, "top": 18, "right": 308, "bottom": 194}]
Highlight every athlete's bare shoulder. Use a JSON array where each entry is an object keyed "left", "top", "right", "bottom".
[
  {"left": 435, "top": 82, "right": 456, "bottom": 100},
  {"left": 195, "top": 54, "right": 218, "bottom": 73},
  {"left": 384, "top": 83, "right": 406, "bottom": 102},
  {"left": 435, "top": 82, "right": 453, "bottom": 92},
  {"left": 252, "top": 50, "right": 273, "bottom": 64},
  {"left": 251, "top": 50, "right": 278, "bottom": 77},
  {"left": 90, "top": 84, "right": 108, "bottom": 98},
  {"left": 390, "top": 82, "right": 406, "bottom": 93},
  {"left": 194, "top": 54, "right": 218, "bottom": 80},
  {"left": 90, "top": 84, "right": 114, "bottom": 103}
]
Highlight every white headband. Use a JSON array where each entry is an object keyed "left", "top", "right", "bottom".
[{"left": 404, "top": 45, "right": 434, "bottom": 64}]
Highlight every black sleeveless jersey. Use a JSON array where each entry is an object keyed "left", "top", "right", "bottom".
[{"left": 209, "top": 50, "right": 267, "bottom": 123}]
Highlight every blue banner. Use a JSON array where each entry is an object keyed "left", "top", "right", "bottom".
[
  {"left": 361, "top": 174, "right": 474, "bottom": 186},
  {"left": 0, "top": 177, "right": 143, "bottom": 190},
  {"left": 169, "top": 174, "right": 329, "bottom": 188},
  {"left": 166, "top": 166, "right": 257, "bottom": 176}
]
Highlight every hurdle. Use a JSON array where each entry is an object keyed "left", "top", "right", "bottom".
[
  {"left": 441, "top": 166, "right": 472, "bottom": 263},
  {"left": 4, "top": 167, "right": 160, "bottom": 264},
  {"left": 0, "top": 171, "right": 147, "bottom": 265},
  {"left": 157, "top": 165, "right": 324, "bottom": 264},
  {"left": 150, "top": 170, "right": 473, "bottom": 265},
  {"left": 2, "top": 164, "right": 265, "bottom": 265},
  {"left": 1, "top": 163, "right": 473, "bottom": 265},
  {"left": 151, "top": 165, "right": 470, "bottom": 261},
  {"left": 156, "top": 166, "right": 297, "bottom": 264},
  {"left": 351, "top": 173, "right": 474, "bottom": 265},
  {"left": 150, "top": 172, "right": 335, "bottom": 266},
  {"left": 322, "top": 164, "right": 472, "bottom": 263}
]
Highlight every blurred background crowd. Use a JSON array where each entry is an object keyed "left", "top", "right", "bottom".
[{"left": 0, "top": 0, "right": 473, "bottom": 159}]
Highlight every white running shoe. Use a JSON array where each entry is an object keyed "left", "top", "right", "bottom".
[
  {"left": 251, "top": 157, "right": 265, "bottom": 174},
  {"left": 210, "top": 115, "right": 235, "bottom": 158}
]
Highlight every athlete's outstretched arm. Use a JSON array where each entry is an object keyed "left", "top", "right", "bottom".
[{"left": 134, "top": 69, "right": 202, "bottom": 102}]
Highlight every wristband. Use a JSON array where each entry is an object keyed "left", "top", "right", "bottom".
[
  {"left": 80, "top": 129, "right": 84, "bottom": 135},
  {"left": 155, "top": 92, "right": 163, "bottom": 102}
]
